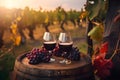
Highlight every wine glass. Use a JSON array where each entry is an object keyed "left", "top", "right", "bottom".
[
  {"left": 43, "top": 32, "right": 56, "bottom": 62},
  {"left": 58, "top": 32, "right": 73, "bottom": 64}
]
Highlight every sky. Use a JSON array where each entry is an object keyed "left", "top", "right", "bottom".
[{"left": 0, "top": 0, "right": 86, "bottom": 11}]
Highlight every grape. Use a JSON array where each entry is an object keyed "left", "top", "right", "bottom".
[
  {"left": 67, "top": 47, "right": 81, "bottom": 61},
  {"left": 42, "top": 56, "right": 50, "bottom": 63},
  {"left": 26, "top": 47, "right": 52, "bottom": 65},
  {"left": 29, "top": 58, "right": 39, "bottom": 64},
  {"left": 53, "top": 46, "right": 81, "bottom": 61}
]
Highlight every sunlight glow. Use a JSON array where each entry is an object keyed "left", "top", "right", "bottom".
[
  {"left": 0, "top": 0, "right": 86, "bottom": 11},
  {"left": 4, "top": 0, "right": 17, "bottom": 9}
]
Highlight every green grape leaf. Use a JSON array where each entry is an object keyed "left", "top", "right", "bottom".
[
  {"left": 86, "top": 0, "right": 105, "bottom": 20},
  {"left": 88, "top": 26, "right": 103, "bottom": 42}
]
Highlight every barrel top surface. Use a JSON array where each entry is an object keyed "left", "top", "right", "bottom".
[{"left": 18, "top": 53, "right": 91, "bottom": 70}]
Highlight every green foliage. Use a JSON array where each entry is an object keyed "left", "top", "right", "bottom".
[
  {"left": 0, "top": 50, "right": 15, "bottom": 80},
  {"left": 88, "top": 25, "right": 104, "bottom": 42},
  {"left": 55, "top": 6, "right": 67, "bottom": 22},
  {"left": 0, "top": 6, "right": 80, "bottom": 29},
  {"left": 85, "top": 0, "right": 107, "bottom": 20},
  {"left": 97, "top": 0, "right": 108, "bottom": 20},
  {"left": 84, "top": 0, "right": 108, "bottom": 54},
  {"left": 68, "top": 10, "right": 80, "bottom": 21},
  {"left": 22, "top": 7, "right": 35, "bottom": 26}
]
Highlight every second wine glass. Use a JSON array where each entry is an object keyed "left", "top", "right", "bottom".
[
  {"left": 43, "top": 32, "right": 56, "bottom": 61},
  {"left": 58, "top": 32, "right": 73, "bottom": 64}
]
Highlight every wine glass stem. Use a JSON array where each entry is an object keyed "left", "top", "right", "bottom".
[{"left": 49, "top": 51, "right": 55, "bottom": 62}]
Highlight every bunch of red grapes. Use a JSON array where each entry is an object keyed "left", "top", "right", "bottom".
[
  {"left": 54, "top": 47, "right": 80, "bottom": 61},
  {"left": 26, "top": 46, "right": 81, "bottom": 65},
  {"left": 26, "top": 47, "right": 52, "bottom": 64}
]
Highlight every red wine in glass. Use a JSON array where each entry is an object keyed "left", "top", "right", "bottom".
[
  {"left": 43, "top": 41, "right": 56, "bottom": 51},
  {"left": 58, "top": 42, "right": 73, "bottom": 52}
]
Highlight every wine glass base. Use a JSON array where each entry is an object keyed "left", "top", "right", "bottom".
[
  {"left": 59, "top": 59, "right": 71, "bottom": 64},
  {"left": 50, "top": 58, "right": 55, "bottom": 62},
  {"left": 59, "top": 59, "right": 66, "bottom": 63}
]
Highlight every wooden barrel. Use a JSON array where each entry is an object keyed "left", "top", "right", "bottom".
[{"left": 14, "top": 53, "right": 95, "bottom": 80}]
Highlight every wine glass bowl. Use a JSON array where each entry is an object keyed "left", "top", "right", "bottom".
[
  {"left": 43, "top": 32, "right": 56, "bottom": 51},
  {"left": 58, "top": 32, "right": 73, "bottom": 52}
]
